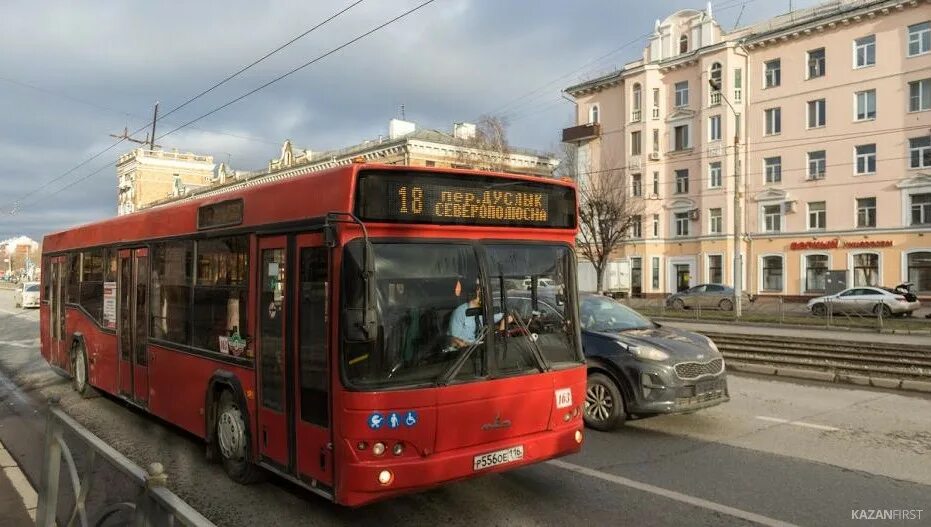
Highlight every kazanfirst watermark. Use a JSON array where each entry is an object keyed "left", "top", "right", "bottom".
[{"left": 851, "top": 509, "right": 923, "bottom": 521}]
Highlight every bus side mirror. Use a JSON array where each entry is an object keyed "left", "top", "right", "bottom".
[{"left": 345, "top": 241, "right": 378, "bottom": 343}]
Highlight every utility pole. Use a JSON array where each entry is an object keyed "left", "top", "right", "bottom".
[
  {"left": 149, "top": 101, "right": 159, "bottom": 150},
  {"left": 109, "top": 102, "right": 161, "bottom": 149},
  {"left": 710, "top": 79, "right": 743, "bottom": 317}
]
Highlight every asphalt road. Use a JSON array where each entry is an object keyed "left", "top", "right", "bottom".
[{"left": 1, "top": 289, "right": 929, "bottom": 526}]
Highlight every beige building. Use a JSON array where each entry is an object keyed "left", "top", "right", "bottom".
[
  {"left": 117, "top": 148, "right": 215, "bottom": 215},
  {"left": 564, "top": 0, "right": 931, "bottom": 299}
]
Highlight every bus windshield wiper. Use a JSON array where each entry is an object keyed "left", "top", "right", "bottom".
[
  {"left": 437, "top": 325, "right": 490, "bottom": 386},
  {"left": 509, "top": 309, "right": 549, "bottom": 373}
]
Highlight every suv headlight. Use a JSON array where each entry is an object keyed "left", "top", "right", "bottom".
[
  {"left": 623, "top": 342, "right": 670, "bottom": 362},
  {"left": 701, "top": 335, "right": 720, "bottom": 354}
]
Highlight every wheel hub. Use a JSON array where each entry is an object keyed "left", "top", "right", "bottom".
[
  {"left": 74, "top": 350, "right": 86, "bottom": 390},
  {"left": 585, "top": 383, "right": 614, "bottom": 422},
  {"left": 218, "top": 408, "right": 246, "bottom": 460}
]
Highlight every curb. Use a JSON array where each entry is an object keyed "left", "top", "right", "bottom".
[
  {"left": 0, "top": 439, "right": 37, "bottom": 521},
  {"left": 726, "top": 362, "right": 929, "bottom": 394}
]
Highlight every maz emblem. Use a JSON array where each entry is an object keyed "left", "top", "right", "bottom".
[{"left": 481, "top": 414, "right": 512, "bottom": 431}]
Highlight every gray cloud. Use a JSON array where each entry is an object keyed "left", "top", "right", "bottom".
[{"left": 0, "top": 0, "right": 821, "bottom": 239}]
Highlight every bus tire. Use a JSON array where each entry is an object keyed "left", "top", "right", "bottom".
[
  {"left": 584, "top": 372, "right": 626, "bottom": 431},
  {"left": 71, "top": 341, "right": 95, "bottom": 398},
  {"left": 216, "top": 390, "right": 263, "bottom": 484}
]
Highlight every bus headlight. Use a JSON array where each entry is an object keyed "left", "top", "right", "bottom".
[
  {"left": 392, "top": 442, "right": 404, "bottom": 456},
  {"left": 378, "top": 470, "right": 394, "bottom": 485},
  {"left": 574, "top": 430, "right": 583, "bottom": 444},
  {"left": 372, "top": 442, "right": 386, "bottom": 456}
]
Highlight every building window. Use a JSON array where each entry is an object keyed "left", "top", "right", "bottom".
[
  {"left": 424, "top": 160, "right": 436, "bottom": 167},
  {"left": 679, "top": 34, "right": 689, "bottom": 54},
  {"left": 709, "top": 115, "right": 722, "bottom": 141},
  {"left": 675, "top": 81, "right": 689, "bottom": 107},
  {"left": 808, "top": 201, "right": 826, "bottom": 230},
  {"left": 909, "top": 79, "right": 931, "bottom": 112},
  {"left": 764, "top": 59, "right": 781, "bottom": 88},
  {"left": 855, "top": 144, "right": 876, "bottom": 175},
  {"left": 808, "top": 150, "right": 826, "bottom": 180},
  {"left": 673, "top": 124, "right": 690, "bottom": 150},
  {"left": 763, "top": 204, "right": 782, "bottom": 232},
  {"left": 805, "top": 254, "right": 829, "bottom": 293},
  {"left": 709, "top": 63, "right": 723, "bottom": 104},
  {"left": 709, "top": 162, "right": 722, "bottom": 188},
  {"left": 631, "top": 215, "right": 642, "bottom": 238},
  {"left": 764, "top": 107, "right": 781, "bottom": 135},
  {"left": 854, "top": 35, "right": 876, "bottom": 68},
  {"left": 652, "top": 129, "right": 660, "bottom": 154},
  {"left": 651, "top": 257, "right": 660, "bottom": 289},
  {"left": 807, "top": 48, "right": 825, "bottom": 78},
  {"left": 708, "top": 255, "right": 723, "bottom": 284},
  {"left": 652, "top": 171, "right": 660, "bottom": 195},
  {"left": 853, "top": 253, "right": 879, "bottom": 287},
  {"left": 762, "top": 256, "right": 784, "bottom": 291},
  {"left": 911, "top": 193, "right": 931, "bottom": 225},
  {"left": 807, "top": 99, "right": 826, "bottom": 128},
  {"left": 632, "top": 173, "right": 642, "bottom": 197},
  {"left": 907, "top": 251, "right": 931, "bottom": 293},
  {"left": 589, "top": 105, "right": 599, "bottom": 124},
  {"left": 652, "top": 214, "right": 659, "bottom": 237},
  {"left": 857, "top": 197, "right": 876, "bottom": 228},
  {"left": 908, "top": 22, "right": 930, "bottom": 57},
  {"left": 910, "top": 137, "right": 931, "bottom": 168},
  {"left": 652, "top": 88, "right": 660, "bottom": 118},
  {"left": 675, "top": 169, "right": 689, "bottom": 194},
  {"left": 632, "top": 84, "right": 642, "bottom": 121},
  {"left": 631, "top": 131, "right": 642, "bottom": 156},
  {"left": 764, "top": 156, "right": 782, "bottom": 184},
  {"left": 734, "top": 68, "right": 743, "bottom": 102},
  {"left": 855, "top": 90, "right": 876, "bottom": 121},
  {"left": 675, "top": 212, "right": 689, "bottom": 236},
  {"left": 709, "top": 208, "right": 723, "bottom": 234}
]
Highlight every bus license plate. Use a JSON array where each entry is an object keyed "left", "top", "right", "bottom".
[{"left": 473, "top": 445, "right": 524, "bottom": 471}]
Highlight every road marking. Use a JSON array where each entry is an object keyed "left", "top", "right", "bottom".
[
  {"left": 548, "top": 459, "right": 797, "bottom": 527},
  {"left": 755, "top": 416, "right": 840, "bottom": 431},
  {"left": 0, "top": 440, "right": 38, "bottom": 521}
]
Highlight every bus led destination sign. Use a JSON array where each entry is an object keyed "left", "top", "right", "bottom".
[{"left": 356, "top": 171, "right": 576, "bottom": 228}]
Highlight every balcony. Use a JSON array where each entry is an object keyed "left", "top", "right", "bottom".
[
  {"left": 734, "top": 88, "right": 742, "bottom": 103},
  {"left": 631, "top": 110, "right": 642, "bottom": 123},
  {"left": 562, "top": 123, "right": 601, "bottom": 143},
  {"left": 709, "top": 92, "right": 721, "bottom": 106},
  {"left": 652, "top": 107, "right": 660, "bottom": 119}
]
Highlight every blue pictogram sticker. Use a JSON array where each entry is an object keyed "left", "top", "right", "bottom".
[
  {"left": 404, "top": 410, "right": 418, "bottom": 427},
  {"left": 368, "top": 413, "right": 384, "bottom": 430},
  {"left": 388, "top": 412, "right": 401, "bottom": 429}
]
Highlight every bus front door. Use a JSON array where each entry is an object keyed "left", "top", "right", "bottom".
[
  {"left": 256, "top": 234, "right": 333, "bottom": 489},
  {"left": 117, "top": 248, "right": 150, "bottom": 405}
]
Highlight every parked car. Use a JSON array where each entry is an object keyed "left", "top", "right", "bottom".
[
  {"left": 665, "top": 284, "right": 751, "bottom": 311},
  {"left": 521, "top": 277, "right": 554, "bottom": 289},
  {"left": 505, "top": 292, "right": 728, "bottom": 431},
  {"left": 807, "top": 286, "right": 921, "bottom": 317},
  {"left": 13, "top": 281, "right": 40, "bottom": 308}
]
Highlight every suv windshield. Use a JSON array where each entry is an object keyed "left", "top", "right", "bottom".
[
  {"left": 580, "top": 296, "right": 655, "bottom": 332},
  {"left": 342, "top": 241, "right": 581, "bottom": 390}
]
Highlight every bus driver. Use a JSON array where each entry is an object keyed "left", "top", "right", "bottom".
[{"left": 448, "top": 283, "right": 509, "bottom": 349}]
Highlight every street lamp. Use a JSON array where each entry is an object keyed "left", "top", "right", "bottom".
[{"left": 709, "top": 79, "right": 743, "bottom": 317}]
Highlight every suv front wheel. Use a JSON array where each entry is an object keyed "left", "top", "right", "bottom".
[{"left": 584, "top": 372, "right": 626, "bottom": 431}]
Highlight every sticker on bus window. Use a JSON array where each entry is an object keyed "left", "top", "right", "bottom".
[{"left": 555, "top": 388, "right": 572, "bottom": 409}]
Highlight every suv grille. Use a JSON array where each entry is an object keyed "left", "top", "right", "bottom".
[{"left": 674, "top": 359, "right": 724, "bottom": 380}]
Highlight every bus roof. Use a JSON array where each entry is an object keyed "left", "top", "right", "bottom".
[{"left": 42, "top": 163, "right": 574, "bottom": 253}]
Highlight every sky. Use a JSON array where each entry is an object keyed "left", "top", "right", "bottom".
[{"left": 0, "top": 0, "right": 823, "bottom": 240}]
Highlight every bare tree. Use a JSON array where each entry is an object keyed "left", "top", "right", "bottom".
[
  {"left": 561, "top": 143, "right": 643, "bottom": 292},
  {"left": 457, "top": 115, "right": 511, "bottom": 171}
]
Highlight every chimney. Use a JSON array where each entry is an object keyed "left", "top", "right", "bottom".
[
  {"left": 453, "top": 122, "right": 476, "bottom": 140},
  {"left": 388, "top": 119, "right": 416, "bottom": 140}
]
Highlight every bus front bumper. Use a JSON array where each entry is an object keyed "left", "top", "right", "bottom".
[{"left": 338, "top": 426, "right": 583, "bottom": 507}]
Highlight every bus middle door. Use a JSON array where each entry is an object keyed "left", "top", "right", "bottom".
[{"left": 117, "top": 248, "right": 150, "bottom": 405}]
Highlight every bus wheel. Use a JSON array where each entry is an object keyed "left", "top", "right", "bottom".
[
  {"left": 72, "top": 342, "right": 94, "bottom": 398},
  {"left": 584, "top": 373, "right": 625, "bottom": 431},
  {"left": 216, "top": 390, "right": 262, "bottom": 484}
]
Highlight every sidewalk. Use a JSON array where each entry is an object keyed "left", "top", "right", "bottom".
[
  {"left": 661, "top": 319, "right": 931, "bottom": 347},
  {"left": 0, "top": 441, "right": 36, "bottom": 526}
]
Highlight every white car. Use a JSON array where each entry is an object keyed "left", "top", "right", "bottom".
[
  {"left": 807, "top": 286, "right": 921, "bottom": 317},
  {"left": 522, "top": 277, "right": 555, "bottom": 289},
  {"left": 13, "top": 281, "right": 40, "bottom": 308}
]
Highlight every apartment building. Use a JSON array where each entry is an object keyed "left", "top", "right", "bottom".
[
  {"left": 117, "top": 148, "right": 215, "bottom": 215},
  {"left": 564, "top": 0, "right": 931, "bottom": 298}
]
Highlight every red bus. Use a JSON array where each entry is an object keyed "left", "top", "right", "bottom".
[{"left": 40, "top": 163, "right": 585, "bottom": 506}]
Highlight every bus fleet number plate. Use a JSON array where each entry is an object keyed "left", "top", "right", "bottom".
[{"left": 473, "top": 445, "right": 524, "bottom": 471}]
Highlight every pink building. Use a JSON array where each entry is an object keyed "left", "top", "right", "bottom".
[{"left": 564, "top": 0, "right": 931, "bottom": 299}]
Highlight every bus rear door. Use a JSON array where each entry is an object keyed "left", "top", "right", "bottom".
[
  {"left": 256, "top": 234, "right": 333, "bottom": 490},
  {"left": 48, "top": 256, "right": 67, "bottom": 369}
]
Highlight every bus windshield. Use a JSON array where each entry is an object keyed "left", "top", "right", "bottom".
[{"left": 342, "top": 241, "right": 581, "bottom": 390}]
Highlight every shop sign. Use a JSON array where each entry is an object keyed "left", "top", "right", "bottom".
[{"left": 789, "top": 239, "right": 893, "bottom": 250}]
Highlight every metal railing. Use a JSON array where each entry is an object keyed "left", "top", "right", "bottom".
[{"left": 36, "top": 398, "right": 215, "bottom": 527}]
